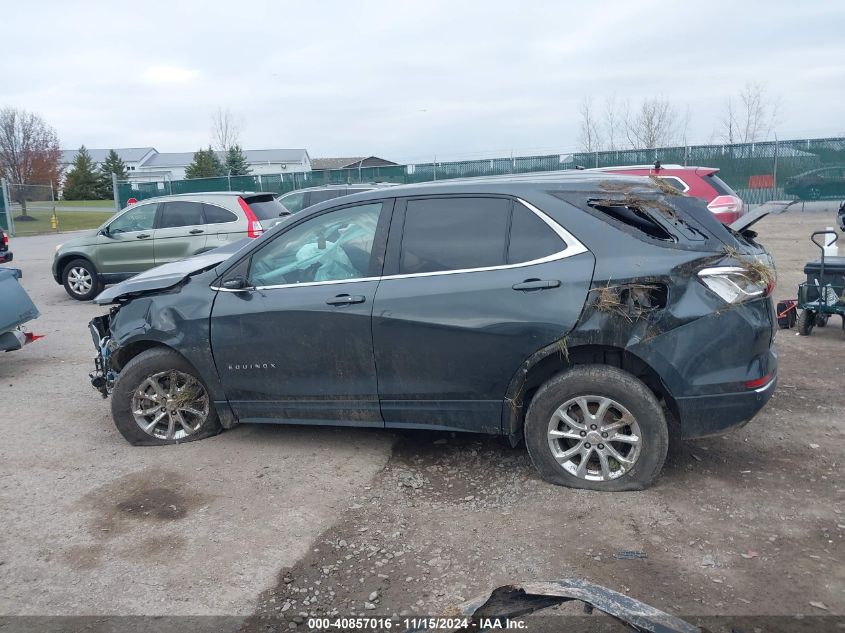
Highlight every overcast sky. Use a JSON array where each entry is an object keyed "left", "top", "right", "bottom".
[{"left": 3, "top": 1, "right": 843, "bottom": 162}]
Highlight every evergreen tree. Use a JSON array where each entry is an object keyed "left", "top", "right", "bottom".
[
  {"left": 62, "top": 146, "right": 100, "bottom": 200},
  {"left": 224, "top": 144, "right": 251, "bottom": 176},
  {"left": 96, "top": 149, "right": 128, "bottom": 199},
  {"left": 184, "top": 147, "right": 225, "bottom": 179}
]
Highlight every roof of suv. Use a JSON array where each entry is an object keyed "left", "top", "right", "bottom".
[{"left": 305, "top": 172, "right": 658, "bottom": 204}]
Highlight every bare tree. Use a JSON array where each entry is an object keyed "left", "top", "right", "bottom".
[
  {"left": 718, "top": 82, "right": 780, "bottom": 144},
  {"left": 577, "top": 97, "right": 602, "bottom": 153},
  {"left": 211, "top": 107, "right": 241, "bottom": 152},
  {"left": 603, "top": 95, "right": 622, "bottom": 151},
  {"left": 623, "top": 97, "right": 682, "bottom": 150},
  {"left": 0, "top": 107, "right": 62, "bottom": 217}
]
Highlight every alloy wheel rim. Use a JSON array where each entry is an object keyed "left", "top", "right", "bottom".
[
  {"left": 547, "top": 395, "right": 642, "bottom": 481},
  {"left": 68, "top": 267, "right": 93, "bottom": 294},
  {"left": 131, "top": 370, "right": 209, "bottom": 440}
]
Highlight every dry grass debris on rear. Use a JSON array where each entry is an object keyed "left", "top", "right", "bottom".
[
  {"left": 648, "top": 176, "right": 684, "bottom": 195},
  {"left": 590, "top": 195, "right": 679, "bottom": 220},
  {"left": 589, "top": 282, "right": 663, "bottom": 322},
  {"left": 723, "top": 246, "right": 776, "bottom": 286}
]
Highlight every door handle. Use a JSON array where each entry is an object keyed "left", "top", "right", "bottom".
[
  {"left": 326, "top": 294, "right": 366, "bottom": 306},
  {"left": 136, "top": 233, "right": 150, "bottom": 239},
  {"left": 189, "top": 229, "right": 204, "bottom": 234},
  {"left": 512, "top": 279, "right": 561, "bottom": 291}
]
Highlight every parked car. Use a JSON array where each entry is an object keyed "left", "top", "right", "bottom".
[
  {"left": 0, "top": 228, "right": 11, "bottom": 264},
  {"left": 89, "top": 174, "right": 777, "bottom": 491},
  {"left": 784, "top": 166, "right": 845, "bottom": 200},
  {"left": 277, "top": 183, "right": 396, "bottom": 214},
  {"left": 0, "top": 267, "right": 41, "bottom": 352},
  {"left": 52, "top": 192, "right": 289, "bottom": 301},
  {"left": 592, "top": 164, "right": 746, "bottom": 225}
]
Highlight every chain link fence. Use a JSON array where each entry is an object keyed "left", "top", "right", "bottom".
[
  {"left": 105, "top": 136, "right": 845, "bottom": 210},
  {"left": 0, "top": 181, "right": 116, "bottom": 237}
]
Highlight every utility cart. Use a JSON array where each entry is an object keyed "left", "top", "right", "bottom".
[{"left": 797, "top": 231, "right": 845, "bottom": 336}]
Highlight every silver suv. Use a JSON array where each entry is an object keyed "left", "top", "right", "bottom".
[{"left": 52, "top": 192, "right": 289, "bottom": 300}]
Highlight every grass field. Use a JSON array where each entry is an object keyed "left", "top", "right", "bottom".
[
  {"left": 10, "top": 209, "right": 114, "bottom": 236},
  {"left": 54, "top": 199, "right": 116, "bottom": 208}
]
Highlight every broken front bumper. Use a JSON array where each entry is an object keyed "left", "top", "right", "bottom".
[{"left": 88, "top": 314, "right": 115, "bottom": 398}]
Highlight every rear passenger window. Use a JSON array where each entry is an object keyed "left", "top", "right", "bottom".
[
  {"left": 203, "top": 204, "right": 238, "bottom": 224},
  {"left": 158, "top": 201, "right": 203, "bottom": 228},
  {"left": 508, "top": 203, "right": 565, "bottom": 264},
  {"left": 399, "top": 197, "right": 509, "bottom": 274}
]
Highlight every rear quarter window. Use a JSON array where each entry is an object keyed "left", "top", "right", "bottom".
[
  {"left": 705, "top": 173, "right": 738, "bottom": 196},
  {"left": 508, "top": 203, "right": 565, "bottom": 264},
  {"left": 203, "top": 204, "right": 238, "bottom": 224}
]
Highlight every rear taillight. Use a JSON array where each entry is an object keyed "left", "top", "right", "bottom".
[
  {"left": 744, "top": 373, "right": 773, "bottom": 390},
  {"left": 698, "top": 266, "right": 771, "bottom": 304},
  {"left": 2, "top": 232, "right": 7, "bottom": 246},
  {"left": 238, "top": 197, "right": 264, "bottom": 238},
  {"left": 707, "top": 195, "right": 744, "bottom": 224}
]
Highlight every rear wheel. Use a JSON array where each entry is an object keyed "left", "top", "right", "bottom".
[
  {"left": 62, "top": 258, "right": 102, "bottom": 301},
  {"left": 816, "top": 314, "right": 829, "bottom": 327},
  {"left": 111, "top": 348, "right": 221, "bottom": 446},
  {"left": 797, "top": 310, "right": 816, "bottom": 336},
  {"left": 524, "top": 365, "right": 668, "bottom": 491}
]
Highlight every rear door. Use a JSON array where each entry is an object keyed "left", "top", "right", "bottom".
[
  {"left": 153, "top": 200, "right": 208, "bottom": 265},
  {"left": 372, "top": 195, "right": 594, "bottom": 433}
]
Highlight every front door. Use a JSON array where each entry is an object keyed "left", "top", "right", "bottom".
[
  {"left": 210, "top": 200, "right": 392, "bottom": 425},
  {"left": 97, "top": 201, "right": 159, "bottom": 274},
  {"left": 153, "top": 200, "right": 209, "bottom": 265},
  {"left": 372, "top": 195, "right": 595, "bottom": 433}
]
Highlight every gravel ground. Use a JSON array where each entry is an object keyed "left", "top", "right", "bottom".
[{"left": 1, "top": 207, "right": 843, "bottom": 631}]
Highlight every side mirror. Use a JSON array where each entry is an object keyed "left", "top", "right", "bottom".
[
  {"left": 222, "top": 276, "right": 252, "bottom": 291},
  {"left": 100, "top": 225, "right": 111, "bottom": 237}
]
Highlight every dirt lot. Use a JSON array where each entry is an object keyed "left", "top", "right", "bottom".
[{"left": 1, "top": 208, "right": 843, "bottom": 631}]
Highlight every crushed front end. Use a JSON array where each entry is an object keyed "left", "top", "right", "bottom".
[{"left": 88, "top": 309, "right": 118, "bottom": 397}]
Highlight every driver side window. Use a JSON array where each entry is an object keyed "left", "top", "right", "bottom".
[
  {"left": 249, "top": 202, "right": 382, "bottom": 287},
  {"left": 108, "top": 203, "right": 157, "bottom": 234}
]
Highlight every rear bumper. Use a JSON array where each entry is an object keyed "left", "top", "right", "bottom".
[
  {"left": 674, "top": 374, "right": 777, "bottom": 439},
  {"left": 0, "top": 251, "right": 12, "bottom": 263}
]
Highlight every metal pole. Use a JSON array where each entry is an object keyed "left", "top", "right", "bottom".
[
  {"left": 772, "top": 134, "right": 779, "bottom": 202},
  {"left": 433, "top": 156, "right": 437, "bottom": 181},
  {"left": 111, "top": 173, "right": 120, "bottom": 212},
  {"left": 1, "top": 179, "right": 14, "bottom": 236}
]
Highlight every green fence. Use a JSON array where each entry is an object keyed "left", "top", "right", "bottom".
[
  {"left": 0, "top": 187, "right": 6, "bottom": 231},
  {"left": 117, "top": 137, "right": 845, "bottom": 209}
]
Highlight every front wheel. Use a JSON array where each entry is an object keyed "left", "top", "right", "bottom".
[
  {"left": 111, "top": 347, "right": 221, "bottom": 446},
  {"left": 62, "top": 258, "right": 102, "bottom": 301},
  {"left": 524, "top": 365, "right": 668, "bottom": 491},
  {"left": 797, "top": 310, "right": 815, "bottom": 336},
  {"left": 816, "top": 314, "right": 829, "bottom": 328}
]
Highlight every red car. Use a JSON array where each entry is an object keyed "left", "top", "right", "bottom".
[{"left": 592, "top": 164, "right": 746, "bottom": 225}]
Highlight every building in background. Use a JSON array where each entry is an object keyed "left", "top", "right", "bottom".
[
  {"left": 60, "top": 147, "right": 312, "bottom": 181},
  {"left": 310, "top": 156, "right": 398, "bottom": 170},
  {"left": 60, "top": 148, "right": 157, "bottom": 174}
]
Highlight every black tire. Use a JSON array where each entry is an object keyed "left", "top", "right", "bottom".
[
  {"left": 111, "top": 347, "right": 222, "bottom": 446},
  {"left": 797, "top": 310, "right": 815, "bottom": 336},
  {"left": 816, "top": 314, "right": 829, "bottom": 327},
  {"left": 524, "top": 365, "right": 668, "bottom": 491},
  {"left": 62, "top": 258, "right": 102, "bottom": 301}
]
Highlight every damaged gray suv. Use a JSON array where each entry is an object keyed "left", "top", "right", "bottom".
[{"left": 88, "top": 174, "right": 778, "bottom": 491}]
